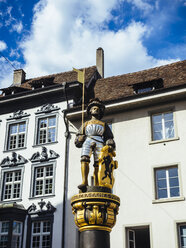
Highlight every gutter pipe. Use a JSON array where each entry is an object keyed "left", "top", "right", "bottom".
[{"left": 61, "top": 82, "right": 70, "bottom": 248}]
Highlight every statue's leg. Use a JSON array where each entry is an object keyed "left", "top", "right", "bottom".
[
  {"left": 93, "top": 142, "right": 103, "bottom": 186},
  {"left": 78, "top": 156, "right": 90, "bottom": 190},
  {"left": 93, "top": 162, "right": 99, "bottom": 186}
]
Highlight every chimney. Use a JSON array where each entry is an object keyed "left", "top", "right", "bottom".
[
  {"left": 13, "top": 69, "right": 26, "bottom": 85},
  {"left": 96, "top": 47, "right": 104, "bottom": 78}
]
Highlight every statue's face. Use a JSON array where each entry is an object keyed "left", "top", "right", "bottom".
[{"left": 90, "top": 105, "right": 100, "bottom": 117}]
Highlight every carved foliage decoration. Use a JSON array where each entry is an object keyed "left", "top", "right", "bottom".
[
  {"left": 28, "top": 199, "right": 56, "bottom": 215},
  {"left": 71, "top": 192, "right": 120, "bottom": 232},
  {"left": 0, "top": 152, "right": 28, "bottom": 167},
  {"left": 7, "top": 110, "right": 30, "bottom": 120},
  {"left": 30, "top": 146, "right": 59, "bottom": 163},
  {"left": 36, "top": 104, "right": 60, "bottom": 114}
]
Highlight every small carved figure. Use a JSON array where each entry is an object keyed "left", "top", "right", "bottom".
[
  {"left": 41, "top": 147, "right": 48, "bottom": 161},
  {"left": 11, "top": 152, "right": 17, "bottom": 164},
  {"left": 75, "top": 98, "right": 115, "bottom": 190}
]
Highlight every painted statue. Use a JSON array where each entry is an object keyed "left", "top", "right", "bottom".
[{"left": 75, "top": 98, "right": 117, "bottom": 190}]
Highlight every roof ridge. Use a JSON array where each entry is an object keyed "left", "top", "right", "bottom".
[
  {"left": 25, "top": 65, "right": 97, "bottom": 82},
  {"left": 98, "top": 60, "right": 185, "bottom": 82}
]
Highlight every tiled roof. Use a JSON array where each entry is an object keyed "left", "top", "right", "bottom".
[
  {"left": 0, "top": 66, "right": 97, "bottom": 95},
  {"left": 94, "top": 60, "right": 186, "bottom": 102},
  {"left": 25, "top": 66, "right": 97, "bottom": 87}
]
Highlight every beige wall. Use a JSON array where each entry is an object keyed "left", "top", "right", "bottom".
[{"left": 67, "top": 99, "right": 186, "bottom": 248}]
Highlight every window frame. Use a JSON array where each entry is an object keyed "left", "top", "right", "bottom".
[
  {"left": 31, "top": 220, "right": 52, "bottom": 248},
  {"left": 30, "top": 161, "right": 56, "bottom": 199},
  {"left": 0, "top": 166, "right": 24, "bottom": 202},
  {"left": 26, "top": 214, "right": 54, "bottom": 248},
  {"left": 0, "top": 220, "right": 9, "bottom": 247},
  {"left": 4, "top": 119, "right": 29, "bottom": 151},
  {"left": 34, "top": 113, "right": 59, "bottom": 146},
  {"left": 11, "top": 221, "right": 23, "bottom": 248},
  {"left": 124, "top": 224, "right": 152, "bottom": 248},
  {"left": 177, "top": 222, "right": 186, "bottom": 248},
  {"left": 152, "top": 163, "right": 185, "bottom": 204},
  {"left": 0, "top": 207, "right": 27, "bottom": 248},
  {"left": 149, "top": 107, "right": 179, "bottom": 144}
]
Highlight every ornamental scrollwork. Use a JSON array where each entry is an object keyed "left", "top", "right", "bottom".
[
  {"left": 7, "top": 110, "right": 30, "bottom": 120},
  {"left": 71, "top": 197, "right": 120, "bottom": 232},
  {"left": 35, "top": 103, "right": 60, "bottom": 114},
  {"left": 28, "top": 199, "right": 56, "bottom": 215},
  {"left": 30, "top": 147, "right": 59, "bottom": 162},
  {"left": 0, "top": 152, "right": 28, "bottom": 167}
]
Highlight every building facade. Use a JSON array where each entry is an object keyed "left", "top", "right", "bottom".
[{"left": 0, "top": 49, "right": 185, "bottom": 248}]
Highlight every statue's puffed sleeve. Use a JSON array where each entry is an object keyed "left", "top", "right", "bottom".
[
  {"left": 74, "top": 123, "right": 86, "bottom": 148},
  {"left": 103, "top": 123, "right": 116, "bottom": 149}
]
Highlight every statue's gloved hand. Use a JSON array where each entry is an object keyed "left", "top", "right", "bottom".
[
  {"left": 75, "top": 134, "right": 86, "bottom": 148},
  {"left": 105, "top": 139, "right": 116, "bottom": 150}
]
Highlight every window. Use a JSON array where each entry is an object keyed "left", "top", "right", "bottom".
[
  {"left": 0, "top": 206, "right": 26, "bottom": 248},
  {"left": 155, "top": 166, "right": 180, "bottom": 199},
  {"left": 2, "top": 169, "right": 23, "bottom": 201},
  {"left": 132, "top": 78, "right": 163, "bottom": 95},
  {"left": 178, "top": 224, "right": 186, "bottom": 248},
  {"left": 0, "top": 221, "right": 9, "bottom": 248},
  {"left": 32, "top": 164, "right": 54, "bottom": 197},
  {"left": 37, "top": 116, "right": 56, "bottom": 145},
  {"left": 128, "top": 230, "right": 135, "bottom": 248},
  {"left": 7, "top": 122, "right": 27, "bottom": 150},
  {"left": 31, "top": 221, "right": 51, "bottom": 248},
  {"left": 11, "top": 221, "right": 23, "bottom": 248},
  {"left": 126, "top": 226, "right": 151, "bottom": 248},
  {"left": 151, "top": 111, "right": 175, "bottom": 141}
]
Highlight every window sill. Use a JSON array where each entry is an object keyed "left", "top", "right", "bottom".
[
  {"left": 29, "top": 194, "right": 55, "bottom": 200},
  {"left": 149, "top": 137, "right": 180, "bottom": 145},
  {"left": 0, "top": 198, "right": 22, "bottom": 204},
  {"left": 152, "top": 196, "right": 185, "bottom": 204},
  {"left": 3, "top": 147, "right": 27, "bottom": 153},
  {"left": 32, "top": 141, "right": 58, "bottom": 147}
]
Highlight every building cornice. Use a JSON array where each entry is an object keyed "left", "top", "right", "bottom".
[
  {"left": 0, "top": 81, "right": 80, "bottom": 104},
  {"left": 66, "top": 86, "right": 186, "bottom": 120}
]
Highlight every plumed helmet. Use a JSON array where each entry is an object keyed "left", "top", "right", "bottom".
[{"left": 87, "top": 98, "right": 105, "bottom": 119}]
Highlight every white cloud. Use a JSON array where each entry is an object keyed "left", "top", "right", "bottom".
[
  {"left": 9, "top": 48, "right": 20, "bottom": 58},
  {"left": 1, "top": 6, "right": 23, "bottom": 33},
  {"left": 0, "top": 0, "right": 180, "bottom": 88},
  {"left": 11, "top": 21, "right": 23, "bottom": 33},
  {"left": 126, "top": 0, "right": 154, "bottom": 14},
  {"left": 0, "top": 40, "right": 7, "bottom": 51}
]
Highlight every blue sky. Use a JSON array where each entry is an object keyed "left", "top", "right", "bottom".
[{"left": 0, "top": 0, "right": 185, "bottom": 88}]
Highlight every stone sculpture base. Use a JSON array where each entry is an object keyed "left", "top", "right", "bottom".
[{"left": 71, "top": 186, "right": 120, "bottom": 248}]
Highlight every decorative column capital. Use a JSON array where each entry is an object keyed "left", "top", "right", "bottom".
[{"left": 71, "top": 187, "right": 120, "bottom": 232}]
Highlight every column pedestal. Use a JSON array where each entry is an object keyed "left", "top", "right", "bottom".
[{"left": 71, "top": 186, "right": 120, "bottom": 248}]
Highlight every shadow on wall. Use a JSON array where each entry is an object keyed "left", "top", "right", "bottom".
[{"left": 63, "top": 198, "right": 79, "bottom": 248}]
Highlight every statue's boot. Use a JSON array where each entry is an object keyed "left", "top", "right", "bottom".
[{"left": 78, "top": 162, "right": 89, "bottom": 190}]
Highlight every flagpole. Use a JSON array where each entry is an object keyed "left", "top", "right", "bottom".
[
  {"left": 82, "top": 68, "right": 85, "bottom": 134},
  {"left": 73, "top": 67, "right": 85, "bottom": 135}
]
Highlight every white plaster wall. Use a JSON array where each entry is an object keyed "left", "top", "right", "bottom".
[
  {"left": 67, "top": 99, "right": 186, "bottom": 248},
  {"left": 0, "top": 101, "right": 67, "bottom": 248}
]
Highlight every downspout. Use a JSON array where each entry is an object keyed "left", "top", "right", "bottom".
[{"left": 62, "top": 82, "right": 70, "bottom": 248}]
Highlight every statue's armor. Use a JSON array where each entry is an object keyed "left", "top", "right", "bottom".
[{"left": 81, "top": 120, "right": 105, "bottom": 161}]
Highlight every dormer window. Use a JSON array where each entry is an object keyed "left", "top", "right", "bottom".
[
  {"left": 132, "top": 78, "right": 163, "bottom": 95},
  {"left": 137, "top": 86, "right": 155, "bottom": 94}
]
